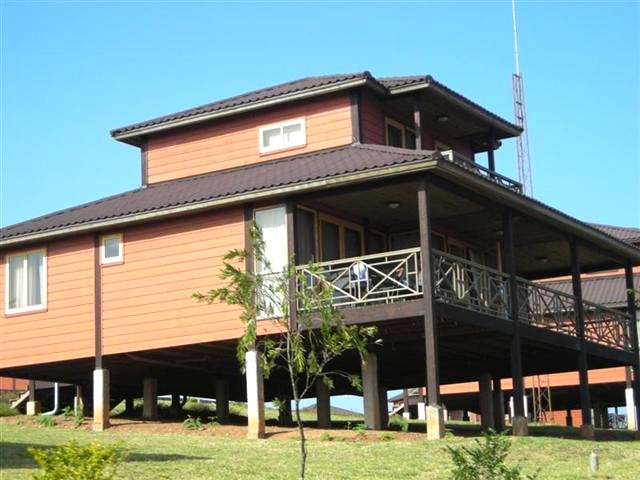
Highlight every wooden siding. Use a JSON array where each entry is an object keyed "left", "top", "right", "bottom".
[
  {"left": 146, "top": 93, "right": 353, "bottom": 184},
  {"left": 0, "top": 236, "right": 95, "bottom": 368},
  {"left": 100, "top": 209, "right": 246, "bottom": 355}
]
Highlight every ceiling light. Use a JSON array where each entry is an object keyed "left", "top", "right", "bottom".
[
  {"left": 535, "top": 256, "right": 549, "bottom": 264},
  {"left": 437, "top": 115, "right": 449, "bottom": 123},
  {"left": 386, "top": 201, "right": 401, "bottom": 209}
]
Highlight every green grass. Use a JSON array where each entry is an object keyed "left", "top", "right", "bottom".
[{"left": 1, "top": 422, "right": 638, "bottom": 479}]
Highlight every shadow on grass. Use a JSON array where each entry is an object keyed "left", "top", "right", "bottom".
[{"left": 0, "top": 442, "right": 211, "bottom": 471}]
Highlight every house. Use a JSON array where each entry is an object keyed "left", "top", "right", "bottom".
[
  {"left": 1, "top": 72, "right": 638, "bottom": 440},
  {"left": 391, "top": 225, "right": 640, "bottom": 431}
]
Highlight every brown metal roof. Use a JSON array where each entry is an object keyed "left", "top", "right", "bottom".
[
  {"left": 110, "top": 72, "right": 520, "bottom": 142},
  {"left": 541, "top": 273, "right": 640, "bottom": 308},
  {"left": 589, "top": 223, "right": 640, "bottom": 245},
  {"left": 0, "top": 144, "right": 436, "bottom": 241}
]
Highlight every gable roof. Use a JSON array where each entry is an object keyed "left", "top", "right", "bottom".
[
  {"left": 541, "top": 273, "right": 640, "bottom": 308},
  {"left": 111, "top": 72, "right": 521, "bottom": 144},
  {"left": 0, "top": 145, "right": 438, "bottom": 245}
]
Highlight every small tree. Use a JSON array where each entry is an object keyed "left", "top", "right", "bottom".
[{"left": 194, "top": 224, "right": 378, "bottom": 480}]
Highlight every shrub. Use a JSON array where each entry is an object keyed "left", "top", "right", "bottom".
[
  {"left": 182, "top": 415, "right": 204, "bottom": 430},
  {"left": 379, "top": 431, "right": 395, "bottom": 441},
  {"left": 319, "top": 432, "right": 332, "bottom": 442},
  {"left": 388, "top": 415, "right": 409, "bottom": 432},
  {"left": 28, "top": 440, "right": 127, "bottom": 480},
  {"left": 37, "top": 415, "right": 56, "bottom": 427},
  {"left": 74, "top": 411, "right": 85, "bottom": 428},
  {"left": 207, "top": 416, "right": 219, "bottom": 427},
  {"left": 0, "top": 402, "right": 19, "bottom": 417},
  {"left": 61, "top": 406, "right": 74, "bottom": 420},
  {"left": 446, "top": 429, "right": 538, "bottom": 480}
]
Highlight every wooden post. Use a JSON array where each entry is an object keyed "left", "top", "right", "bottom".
[
  {"left": 503, "top": 209, "right": 527, "bottom": 435},
  {"left": 418, "top": 177, "right": 444, "bottom": 439},
  {"left": 413, "top": 94, "right": 422, "bottom": 150},
  {"left": 286, "top": 199, "right": 297, "bottom": 331},
  {"left": 479, "top": 373, "right": 495, "bottom": 430},
  {"left": 487, "top": 131, "right": 496, "bottom": 172},
  {"left": 493, "top": 377, "right": 505, "bottom": 432},
  {"left": 625, "top": 264, "right": 640, "bottom": 431},
  {"left": 402, "top": 389, "right": 411, "bottom": 419},
  {"left": 571, "top": 239, "right": 594, "bottom": 438}
]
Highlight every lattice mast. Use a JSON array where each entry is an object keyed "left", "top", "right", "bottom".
[{"left": 511, "top": 0, "right": 533, "bottom": 197}]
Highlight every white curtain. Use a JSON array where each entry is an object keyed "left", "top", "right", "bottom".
[
  {"left": 8, "top": 255, "right": 24, "bottom": 309},
  {"left": 27, "top": 251, "right": 44, "bottom": 306},
  {"left": 255, "top": 206, "right": 287, "bottom": 318}
]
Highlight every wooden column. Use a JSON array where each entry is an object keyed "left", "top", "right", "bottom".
[
  {"left": 402, "top": 389, "right": 411, "bottom": 419},
  {"left": 487, "top": 131, "right": 496, "bottom": 172},
  {"left": 625, "top": 264, "right": 640, "bottom": 430},
  {"left": 479, "top": 373, "right": 495, "bottom": 430},
  {"left": 503, "top": 209, "right": 527, "bottom": 435},
  {"left": 413, "top": 94, "right": 422, "bottom": 150},
  {"left": 571, "top": 239, "right": 593, "bottom": 438},
  {"left": 493, "top": 377, "right": 505, "bottom": 432},
  {"left": 216, "top": 378, "right": 230, "bottom": 423},
  {"left": 316, "top": 378, "right": 331, "bottom": 429},
  {"left": 418, "top": 178, "right": 444, "bottom": 439},
  {"left": 286, "top": 199, "right": 297, "bottom": 330},
  {"left": 350, "top": 90, "right": 362, "bottom": 144}
]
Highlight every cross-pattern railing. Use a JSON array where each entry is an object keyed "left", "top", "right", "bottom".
[
  {"left": 432, "top": 249, "right": 510, "bottom": 318},
  {"left": 440, "top": 150, "right": 524, "bottom": 194},
  {"left": 295, "top": 248, "right": 633, "bottom": 352},
  {"left": 583, "top": 301, "right": 632, "bottom": 351},
  {"left": 296, "top": 248, "right": 422, "bottom": 308},
  {"left": 516, "top": 278, "right": 578, "bottom": 336}
]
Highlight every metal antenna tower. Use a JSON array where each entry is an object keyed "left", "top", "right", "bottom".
[{"left": 512, "top": 0, "right": 533, "bottom": 197}]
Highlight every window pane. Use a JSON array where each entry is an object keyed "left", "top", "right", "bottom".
[
  {"left": 344, "top": 228, "right": 362, "bottom": 258},
  {"left": 366, "top": 232, "right": 385, "bottom": 254},
  {"left": 8, "top": 255, "right": 25, "bottom": 309},
  {"left": 389, "top": 231, "right": 419, "bottom": 250},
  {"left": 262, "top": 127, "right": 281, "bottom": 149},
  {"left": 295, "top": 209, "right": 316, "bottom": 264},
  {"left": 431, "top": 234, "right": 445, "bottom": 251},
  {"left": 321, "top": 221, "right": 340, "bottom": 261},
  {"left": 104, "top": 237, "right": 121, "bottom": 259},
  {"left": 27, "top": 252, "right": 44, "bottom": 307},
  {"left": 387, "top": 124, "right": 403, "bottom": 148},
  {"left": 283, "top": 123, "right": 302, "bottom": 145}
]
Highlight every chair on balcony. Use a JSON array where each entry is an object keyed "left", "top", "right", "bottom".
[{"left": 349, "top": 261, "right": 370, "bottom": 299}]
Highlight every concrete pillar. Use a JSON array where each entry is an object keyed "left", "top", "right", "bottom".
[
  {"left": 245, "top": 349, "right": 265, "bottom": 439},
  {"left": 142, "top": 377, "right": 158, "bottom": 420},
  {"left": 479, "top": 373, "right": 495, "bottom": 431},
  {"left": 417, "top": 398, "right": 426, "bottom": 421},
  {"left": 93, "top": 369, "right": 110, "bottom": 431},
  {"left": 509, "top": 395, "right": 528, "bottom": 436},
  {"left": 362, "top": 351, "right": 382, "bottom": 430},
  {"left": 316, "top": 377, "right": 331, "bottom": 429},
  {"left": 626, "top": 388, "right": 637, "bottom": 431},
  {"left": 493, "top": 378, "right": 505, "bottom": 432},
  {"left": 74, "top": 385, "right": 84, "bottom": 416},
  {"left": 426, "top": 405, "right": 445, "bottom": 440},
  {"left": 26, "top": 380, "right": 40, "bottom": 416},
  {"left": 216, "top": 378, "right": 230, "bottom": 423}
]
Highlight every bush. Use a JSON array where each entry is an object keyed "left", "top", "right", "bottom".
[
  {"left": 446, "top": 429, "right": 538, "bottom": 480},
  {"left": 388, "top": 415, "right": 409, "bottom": 432},
  {"left": 0, "top": 402, "right": 19, "bottom": 417},
  {"left": 74, "top": 411, "right": 85, "bottom": 428},
  {"left": 61, "top": 406, "right": 74, "bottom": 420},
  {"left": 319, "top": 432, "right": 333, "bottom": 442},
  {"left": 182, "top": 415, "right": 204, "bottom": 430},
  {"left": 379, "top": 431, "right": 395, "bottom": 441},
  {"left": 37, "top": 415, "right": 56, "bottom": 427},
  {"left": 28, "top": 441, "right": 127, "bottom": 480}
]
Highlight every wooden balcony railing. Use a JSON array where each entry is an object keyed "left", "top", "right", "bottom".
[
  {"left": 440, "top": 150, "right": 524, "bottom": 194},
  {"left": 296, "top": 248, "right": 633, "bottom": 352}
]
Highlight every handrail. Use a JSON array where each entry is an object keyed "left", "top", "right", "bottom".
[
  {"left": 515, "top": 277, "right": 577, "bottom": 336},
  {"left": 582, "top": 300, "right": 632, "bottom": 350},
  {"left": 295, "top": 247, "right": 421, "bottom": 271},
  {"left": 440, "top": 150, "right": 523, "bottom": 194}
]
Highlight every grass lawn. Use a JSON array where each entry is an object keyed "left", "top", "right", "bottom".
[{"left": 2, "top": 419, "right": 639, "bottom": 479}]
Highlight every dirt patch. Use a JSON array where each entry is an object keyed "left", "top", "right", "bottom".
[{"left": 0, "top": 415, "right": 423, "bottom": 442}]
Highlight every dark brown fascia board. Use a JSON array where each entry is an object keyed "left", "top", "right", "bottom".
[
  {"left": 0, "top": 158, "right": 439, "bottom": 248},
  {"left": 388, "top": 77, "right": 522, "bottom": 139},
  {"left": 111, "top": 77, "right": 387, "bottom": 147},
  {"left": 434, "top": 160, "right": 640, "bottom": 265}
]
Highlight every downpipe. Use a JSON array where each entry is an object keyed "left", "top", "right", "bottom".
[{"left": 41, "top": 382, "right": 59, "bottom": 416}]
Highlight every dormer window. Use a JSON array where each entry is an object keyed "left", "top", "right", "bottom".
[{"left": 259, "top": 118, "right": 306, "bottom": 154}]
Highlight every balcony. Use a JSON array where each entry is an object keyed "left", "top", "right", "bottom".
[{"left": 296, "top": 248, "right": 633, "bottom": 353}]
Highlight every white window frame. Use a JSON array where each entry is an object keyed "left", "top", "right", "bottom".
[
  {"left": 259, "top": 117, "right": 306, "bottom": 154},
  {"left": 5, "top": 248, "right": 47, "bottom": 315},
  {"left": 100, "top": 233, "right": 123, "bottom": 265}
]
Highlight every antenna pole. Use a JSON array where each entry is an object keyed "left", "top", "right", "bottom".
[{"left": 512, "top": 0, "right": 521, "bottom": 75}]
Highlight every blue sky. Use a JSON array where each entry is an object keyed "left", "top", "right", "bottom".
[{"left": 1, "top": 1, "right": 638, "bottom": 411}]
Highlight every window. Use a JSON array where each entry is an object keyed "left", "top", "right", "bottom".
[
  {"left": 295, "top": 207, "right": 317, "bottom": 264},
  {"left": 254, "top": 206, "right": 287, "bottom": 318},
  {"left": 385, "top": 118, "right": 416, "bottom": 149},
  {"left": 259, "top": 118, "right": 306, "bottom": 154},
  {"left": 6, "top": 249, "right": 46, "bottom": 314},
  {"left": 101, "top": 234, "right": 123, "bottom": 265},
  {"left": 318, "top": 214, "right": 363, "bottom": 261}
]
